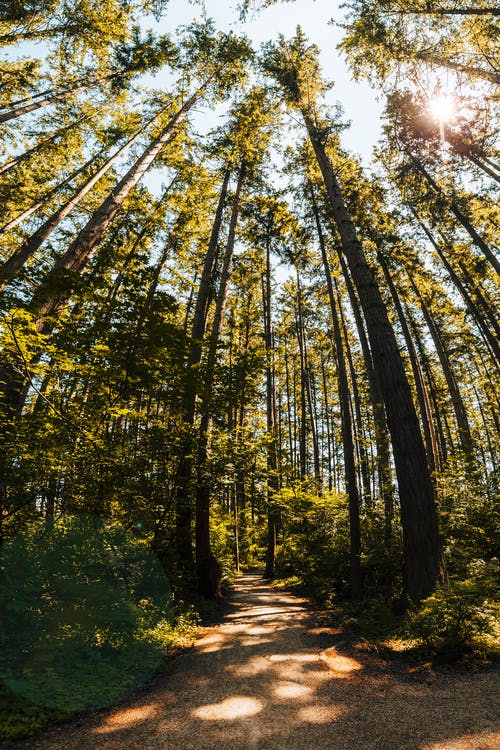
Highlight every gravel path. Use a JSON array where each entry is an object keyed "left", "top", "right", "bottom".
[{"left": 20, "top": 574, "right": 500, "bottom": 749}]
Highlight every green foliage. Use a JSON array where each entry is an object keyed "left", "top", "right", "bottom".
[
  {"left": 408, "top": 559, "right": 500, "bottom": 657},
  {"left": 0, "top": 684, "right": 65, "bottom": 744},
  {"left": 275, "top": 483, "right": 351, "bottom": 602},
  {"left": 0, "top": 516, "right": 173, "bottom": 715}
]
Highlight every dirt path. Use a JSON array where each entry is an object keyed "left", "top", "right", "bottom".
[{"left": 20, "top": 574, "right": 499, "bottom": 749}]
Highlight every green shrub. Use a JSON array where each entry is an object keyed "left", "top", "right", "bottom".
[
  {"left": 0, "top": 515, "right": 173, "bottom": 717},
  {"left": 408, "top": 559, "right": 499, "bottom": 656}
]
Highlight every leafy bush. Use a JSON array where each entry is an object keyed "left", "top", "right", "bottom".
[
  {"left": 0, "top": 515, "right": 174, "bottom": 718},
  {"left": 408, "top": 559, "right": 500, "bottom": 657},
  {"left": 274, "top": 483, "right": 351, "bottom": 601}
]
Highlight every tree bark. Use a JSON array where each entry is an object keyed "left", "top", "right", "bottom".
[
  {"left": 0, "top": 149, "right": 102, "bottom": 236},
  {"left": 263, "top": 220, "right": 280, "bottom": 579},
  {"left": 174, "top": 169, "right": 231, "bottom": 576},
  {"left": 31, "top": 89, "right": 205, "bottom": 332},
  {"left": 311, "top": 189, "right": 362, "bottom": 597},
  {"left": 304, "top": 112, "right": 445, "bottom": 600},
  {"left": 195, "top": 164, "right": 245, "bottom": 596},
  {"left": 0, "top": 113, "right": 159, "bottom": 292},
  {"left": 0, "top": 73, "right": 119, "bottom": 124}
]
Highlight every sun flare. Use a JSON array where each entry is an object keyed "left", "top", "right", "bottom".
[{"left": 429, "top": 94, "right": 455, "bottom": 122}]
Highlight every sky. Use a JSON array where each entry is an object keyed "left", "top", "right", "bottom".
[{"left": 145, "top": 0, "right": 384, "bottom": 166}]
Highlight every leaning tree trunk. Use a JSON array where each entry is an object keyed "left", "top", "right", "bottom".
[
  {"left": 408, "top": 274, "right": 474, "bottom": 457},
  {"left": 312, "top": 195, "right": 362, "bottom": 598},
  {"left": 404, "top": 146, "right": 500, "bottom": 276},
  {"left": 304, "top": 112, "right": 445, "bottom": 601},
  {"left": 415, "top": 51, "right": 500, "bottom": 86},
  {"left": 173, "top": 169, "right": 231, "bottom": 575},
  {"left": 0, "top": 112, "right": 160, "bottom": 292},
  {"left": 0, "top": 106, "right": 106, "bottom": 176},
  {"left": 408, "top": 208, "right": 500, "bottom": 368},
  {"left": 195, "top": 164, "right": 245, "bottom": 596},
  {"left": 378, "top": 252, "right": 441, "bottom": 475},
  {"left": 0, "top": 88, "right": 206, "bottom": 425},
  {"left": 31, "top": 87, "right": 206, "bottom": 333},
  {"left": 0, "top": 149, "right": 103, "bottom": 236},
  {"left": 0, "top": 72, "right": 119, "bottom": 124}
]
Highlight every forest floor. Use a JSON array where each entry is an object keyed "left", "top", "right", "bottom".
[{"left": 18, "top": 574, "right": 500, "bottom": 750}]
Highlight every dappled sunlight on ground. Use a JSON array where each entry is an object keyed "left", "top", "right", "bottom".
[
  {"left": 21, "top": 573, "right": 500, "bottom": 750},
  {"left": 320, "top": 648, "right": 363, "bottom": 676},
  {"left": 422, "top": 731, "right": 500, "bottom": 750},
  {"left": 93, "top": 704, "right": 158, "bottom": 734},
  {"left": 192, "top": 696, "right": 263, "bottom": 720},
  {"left": 296, "top": 704, "right": 348, "bottom": 723},
  {"left": 273, "top": 680, "right": 312, "bottom": 699}
]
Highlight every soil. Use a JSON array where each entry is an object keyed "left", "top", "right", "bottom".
[{"left": 17, "top": 574, "right": 500, "bottom": 749}]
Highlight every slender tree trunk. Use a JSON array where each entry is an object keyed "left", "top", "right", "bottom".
[
  {"left": 311, "top": 196, "right": 362, "bottom": 597},
  {"left": 321, "top": 355, "right": 334, "bottom": 492},
  {"left": 404, "top": 147, "right": 500, "bottom": 275},
  {"left": 462, "top": 152, "right": 500, "bottom": 184},
  {"left": 303, "top": 112, "right": 445, "bottom": 599},
  {"left": 284, "top": 338, "right": 296, "bottom": 480},
  {"left": 336, "top": 281, "right": 372, "bottom": 504},
  {"left": 263, "top": 226, "right": 280, "bottom": 579},
  {"left": 378, "top": 253, "right": 440, "bottom": 474},
  {"left": 31, "top": 88, "right": 206, "bottom": 332},
  {"left": 295, "top": 275, "right": 308, "bottom": 480},
  {"left": 0, "top": 106, "right": 106, "bottom": 175},
  {"left": 0, "top": 113, "right": 160, "bottom": 291},
  {"left": 0, "top": 149, "right": 102, "bottom": 236},
  {"left": 0, "top": 73, "right": 119, "bottom": 124},
  {"left": 410, "top": 209, "right": 500, "bottom": 367},
  {"left": 408, "top": 275, "right": 474, "bottom": 456},
  {"left": 195, "top": 164, "right": 245, "bottom": 596},
  {"left": 415, "top": 51, "right": 500, "bottom": 85},
  {"left": 338, "top": 250, "right": 394, "bottom": 541},
  {"left": 174, "top": 169, "right": 231, "bottom": 576}
]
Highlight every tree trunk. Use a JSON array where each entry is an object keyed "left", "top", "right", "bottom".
[
  {"left": 311, "top": 194, "right": 362, "bottom": 597},
  {"left": 404, "top": 147, "right": 500, "bottom": 276},
  {"left": 304, "top": 112, "right": 445, "bottom": 600},
  {"left": 195, "top": 164, "right": 245, "bottom": 597},
  {"left": 31, "top": 89, "right": 205, "bottom": 332},
  {"left": 174, "top": 169, "right": 231, "bottom": 576},
  {"left": 378, "top": 252, "right": 441, "bottom": 474},
  {"left": 409, "top": 209, "right": 500, "bottom": 367},
  {"left": 338, "top": 250, "right": 394, "bottom": 541},
  {"left": 0, "top": 73, "right": 118, "bottom": 124},
  {"left": 0, "top": 149, "right": 102, "bottom": 236},
  {"left": 408, "top": 274, "right": 474, "bottom": 456},
  {"left": 263, "top": 224, "right": 280, "bottom": 579},
  {"left": 415, "top": 51, "right": 500, "bottom": 85},
  {"left": 0, "top": 106, "right": 106, "bottom": 176},
  {"left": 0, "top": 113, "right": 159, "bottom": 292}
]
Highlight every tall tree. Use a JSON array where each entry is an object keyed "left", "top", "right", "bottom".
[{"left": 263, "top": 31, "right": 446, "bottom": 600}]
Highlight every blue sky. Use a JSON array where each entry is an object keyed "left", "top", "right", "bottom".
[{"left": 145, "top": 0, "right": 384, "bottom": 166}]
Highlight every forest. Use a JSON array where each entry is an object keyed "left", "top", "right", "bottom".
[{"left": 0, "top": 0, "right": 498, "bottom": 743}]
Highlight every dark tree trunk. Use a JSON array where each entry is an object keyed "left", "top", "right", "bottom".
[
  {"left": 311, "top": 194, "right": 362, "bottom": 597},
  {"left": 304, "top": 113, "right": 445, "bottom": 600},
  {"left": 404, "top": 148, "right": 500, "bottom": 275},
  {"left": 0, "top": 114, "right": 158, "bottom": 291},
  {"left": 263, "top": 226, "right": 280, "bottom": 579},
  {"left": 378, "top": 253, "right": 441, "bottom": 474},
  {"left": 174, "top": 169, "right": 231, "bottom": 577},
  {"left": 195, "top": 164, "right": 245, "bottom": 597}
]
